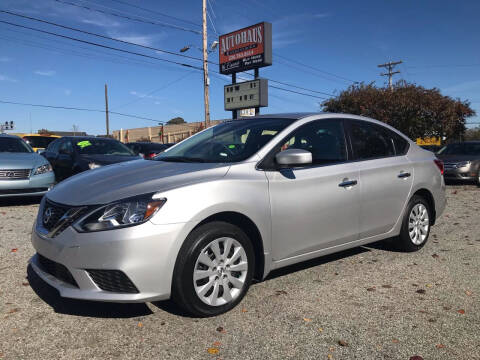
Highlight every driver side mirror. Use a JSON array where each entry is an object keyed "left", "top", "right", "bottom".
[{"left": 275, "top": 148, "right": 312, "bottom": 167}]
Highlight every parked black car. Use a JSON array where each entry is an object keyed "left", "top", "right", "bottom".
[
  {"left": 436, "top": 141, "right": 480, "bottom": 186},
  {"left": 42, "top": 137, "right": 140, "bottom": 182},
  {"left": 126, "top": 142, "right": 172, "bottom": 159},
  {"left": 420, "top": 144, "right": 442, "bottom": 153}
]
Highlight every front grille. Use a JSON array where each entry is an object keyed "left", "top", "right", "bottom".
[
  {"left": 87, "top": 269, "right": 139, "bottom": 294},
  {"left": 0, "top": 169, "right": 31, "bottom": 180},
  {"left": 42, "top": 200, "right": 88, "bottom": 237},
  {"left": 42, "top": 200, "right": 71, "bottom": 231},
  {"left": 37, "top": 254, "right": 78, "bottom": 287},
  {"left": 0, "top": 187, "right": 48, "bottom": 195}
]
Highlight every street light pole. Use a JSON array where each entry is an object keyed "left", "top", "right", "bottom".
[{"left": 202, "top": 0, "right": 210, "bottom": 128}]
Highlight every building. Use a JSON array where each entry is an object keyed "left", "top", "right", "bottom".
[{"left": 112, "top": 120, "right": 225, "bottom": 143}]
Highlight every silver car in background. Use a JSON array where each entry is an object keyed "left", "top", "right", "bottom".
[
  {"left": 30, "top": 113, "right": 446, "bottom": 316},
  {"left": 0, "top": 134, "right": 55, "bottom": 197}
]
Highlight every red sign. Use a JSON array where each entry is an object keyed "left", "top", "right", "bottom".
[{"left": 219, "top": 22, "right": 272, "bottom": 75}]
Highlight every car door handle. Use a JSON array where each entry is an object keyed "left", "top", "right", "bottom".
[
  {"left": 338, "top": 179, "right": 358, "bottom": 187},
  {"left": 398, "top": 172, "right": 411, "bottom": 179}
]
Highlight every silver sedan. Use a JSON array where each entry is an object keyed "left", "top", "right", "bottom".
[{"left": 30, "top": 113, "right": 446, "bottom": 316}]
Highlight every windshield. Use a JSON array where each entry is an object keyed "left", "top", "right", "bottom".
[
  {"left": 437, "top": 143, "right": 480, "bottom": 156},
  {"left": 155, "top": 118, "right": 293, "bottom": 163},
  {"left": 23, "top": 136, "right": 57, "bottom": 149},
  {"left": 0, "top": 137, "right": 33, "bottom": 153},
  {"left": 74, "top": 139, "right": 136, "bottom": 156}
]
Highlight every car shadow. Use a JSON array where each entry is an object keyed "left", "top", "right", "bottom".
[
  {"left": 264, "top": 246, "right": 371, "bottom": 281},
  {"left": 27, "top": 265, "right": 153, "bottom": 318},
  {"left": 28, "top": 239, "right": 397, "bottom": 319},
  {"left": 0, "top": 196, "right": 43, "bottom": 207}
]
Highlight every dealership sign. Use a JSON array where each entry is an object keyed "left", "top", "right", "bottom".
[{"left": 219, "top": 22, "right": 272, "bottom": 75}]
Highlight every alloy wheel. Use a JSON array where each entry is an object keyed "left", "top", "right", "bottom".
[
  {"left": 408, "top": 203, "right": 430, "bottom": 245},
  {"left": 193, "top": 237, "right": 248, "bottom": 306}
]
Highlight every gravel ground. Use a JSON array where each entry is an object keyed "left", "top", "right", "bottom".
[{"left": 0, "top": 185, "right": 479, "bottom": 360}]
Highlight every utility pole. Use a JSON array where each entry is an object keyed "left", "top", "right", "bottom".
[
  {"left": 104, "top": 83, "right": 110, "bottom": 136},
  {"left": 202, "top": 0, "right": 210, "bottom": 128},
  {"left": 378, "top": 60, "right": 402, "bottom": 90}
]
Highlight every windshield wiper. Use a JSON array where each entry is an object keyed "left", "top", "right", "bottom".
[{"left": 158, "top": 156, "right": 206, "bottom": 163}]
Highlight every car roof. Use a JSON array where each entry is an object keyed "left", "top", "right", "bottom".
[
  {"left": 447, "top": 141, "right": 480, "bottom": 145},
  {"left": 63, "top": 136, "right": 118, "bottom": 141},
  {"left": 0, "top": 133, "right": 21, "bottom": 139},
  {"left": 238, "top": 112, "right": 322, "bottom": 120},
  {"left": 21, "top": 134, "right": 60, "bottom": 137}
]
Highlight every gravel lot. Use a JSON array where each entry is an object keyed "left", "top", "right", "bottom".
[{"left": 0, "top": 185, "right": 479, "bottom": 360}]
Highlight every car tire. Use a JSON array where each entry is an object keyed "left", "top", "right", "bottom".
[
  {"left": 395, "top": 195, "right": 432, "bottom": 252},
  {"left": 172, "top": 221, "right": 255, "bottom": 317}
]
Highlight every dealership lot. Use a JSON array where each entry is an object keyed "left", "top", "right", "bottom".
[{"left": 0, "top": 185, "right": 479, "bottom": 360}]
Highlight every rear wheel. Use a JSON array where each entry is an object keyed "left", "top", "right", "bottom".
[
  {"left": 396, "top": 195, "right": 432, "bottom": 252},
  {"left": 172, "top": 221, "right": 254, "bottom": 317}
]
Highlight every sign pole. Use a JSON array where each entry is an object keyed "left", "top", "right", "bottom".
[
  {"left": 254, "top": 68, "right": 260, "bottom": 115},
  {"left": 232, "top": 73, "right": 237, "bottom": 120}
]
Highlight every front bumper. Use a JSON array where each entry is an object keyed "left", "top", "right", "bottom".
[
  {"left": 0, "top": 172, "right": 55, "bottom": 197},
  {"left": 30, "top": 218, "right": 196, "bottom": 303},
  {"left": 443, "top": 171, "right": 477, "bottom": 181}
]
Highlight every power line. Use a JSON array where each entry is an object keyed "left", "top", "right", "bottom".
[
  {"left": 274, "top": 53, "right": 358, "bottom": 84},
  {"left": 0, "top": 100, "right": 165, "bottom": 123},
  {"left": 0, "top": 19, "right": 203, "bottom": 70},
  {"left": 210, "top": 73, "right": 328, "bottom": 100},
  {"left": 0, "top": 14, "right": 336, "bottom": 100},
  {"left": 113, "top": 71, "right": 197, "bottom": 110},
  {"left": 53, "top": 0, "right": 201, "bottom": 35},
  {"left": 0, "top": 10, "right": 205, "bottom": 63},
  {"left": 96, "top": 0, "right": 201, "bottom": 27},
  {"left": 378, "top": 60, "right": 402, "bottom": 90}
]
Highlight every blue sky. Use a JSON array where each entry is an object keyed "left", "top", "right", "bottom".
[{"left": 0, "top": 0, "right": 479, "bottom": 134}]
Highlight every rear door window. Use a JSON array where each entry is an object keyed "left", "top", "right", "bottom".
[{"left": 349, "top": 121, "right": 395, "bottom": 160}]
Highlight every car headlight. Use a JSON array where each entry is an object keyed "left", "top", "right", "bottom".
[
  {"left": 73, "top": 194, "right": 166, "bottom": 232},
  {"left": 457, "top": 161, "right": 471, "bottom": 168},
  {"left": 34, "top": 163, "right": 53, "bottom": 175},
  {"left": 88, "top": 162, "right": 102, "bottom": 169}
]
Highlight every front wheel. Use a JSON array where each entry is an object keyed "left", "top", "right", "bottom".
[
  {"left": 172, "top": 221, "right": 254, "bottom": 317},
  {"left": 396, "top": 195, "right": 432, "bottom": 252}
]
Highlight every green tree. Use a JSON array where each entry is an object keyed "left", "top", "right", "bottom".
[
  {"left": 321, "top": 81, "right": 475, "bottom": 141},
  {"left": 167, "top": 117, "right": 186, "bottom": 125}
]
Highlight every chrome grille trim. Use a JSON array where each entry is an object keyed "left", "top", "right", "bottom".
[{"left": 0, "top": 169, "right": 31, "bottom": 180}]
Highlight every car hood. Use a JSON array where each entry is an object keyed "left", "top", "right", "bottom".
[
  {"left": 47, "top": 159, "right": 230, "bottom": 205},
  {"left": 0, "top": 152, "right": 47, "bottom": 169},
  {"left": 436, "top": 154, "right": 480, "bottom": 162},
  {"left": 79, "top": 154, "right": 141, "bottom": 165}
]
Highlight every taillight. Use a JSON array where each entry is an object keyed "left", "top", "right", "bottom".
[
  {"left": 146, "top": 152, "right": 157, "bottom": 159},
  {"left": 434, "top": 159, "right": 444, "bottom": 175}
]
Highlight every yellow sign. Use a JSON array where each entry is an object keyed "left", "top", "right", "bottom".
[{"left": 416, "top": 137, "right": 441, "bottom": 146}]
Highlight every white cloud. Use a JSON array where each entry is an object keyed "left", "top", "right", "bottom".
[
  {"left": 0, "top": 56, "right": 11, "bottom": 62},
  {"left": 0, "top": 74, "right": 18, "bottom": 82},
  {"left": 314, "top": 13, "right": 332, "bottom": 19},
  {"left": 64, "top": 89, "right": 72, "bottom": 96},
  {"left": 34, "top": 70, "right": 56, "bottom": 76},
  {"left": 130, "top": 90, "right": 162, "bottom": 101},
  {"left": 81, "top": 17, "right": 121, "bottom": 28}
]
